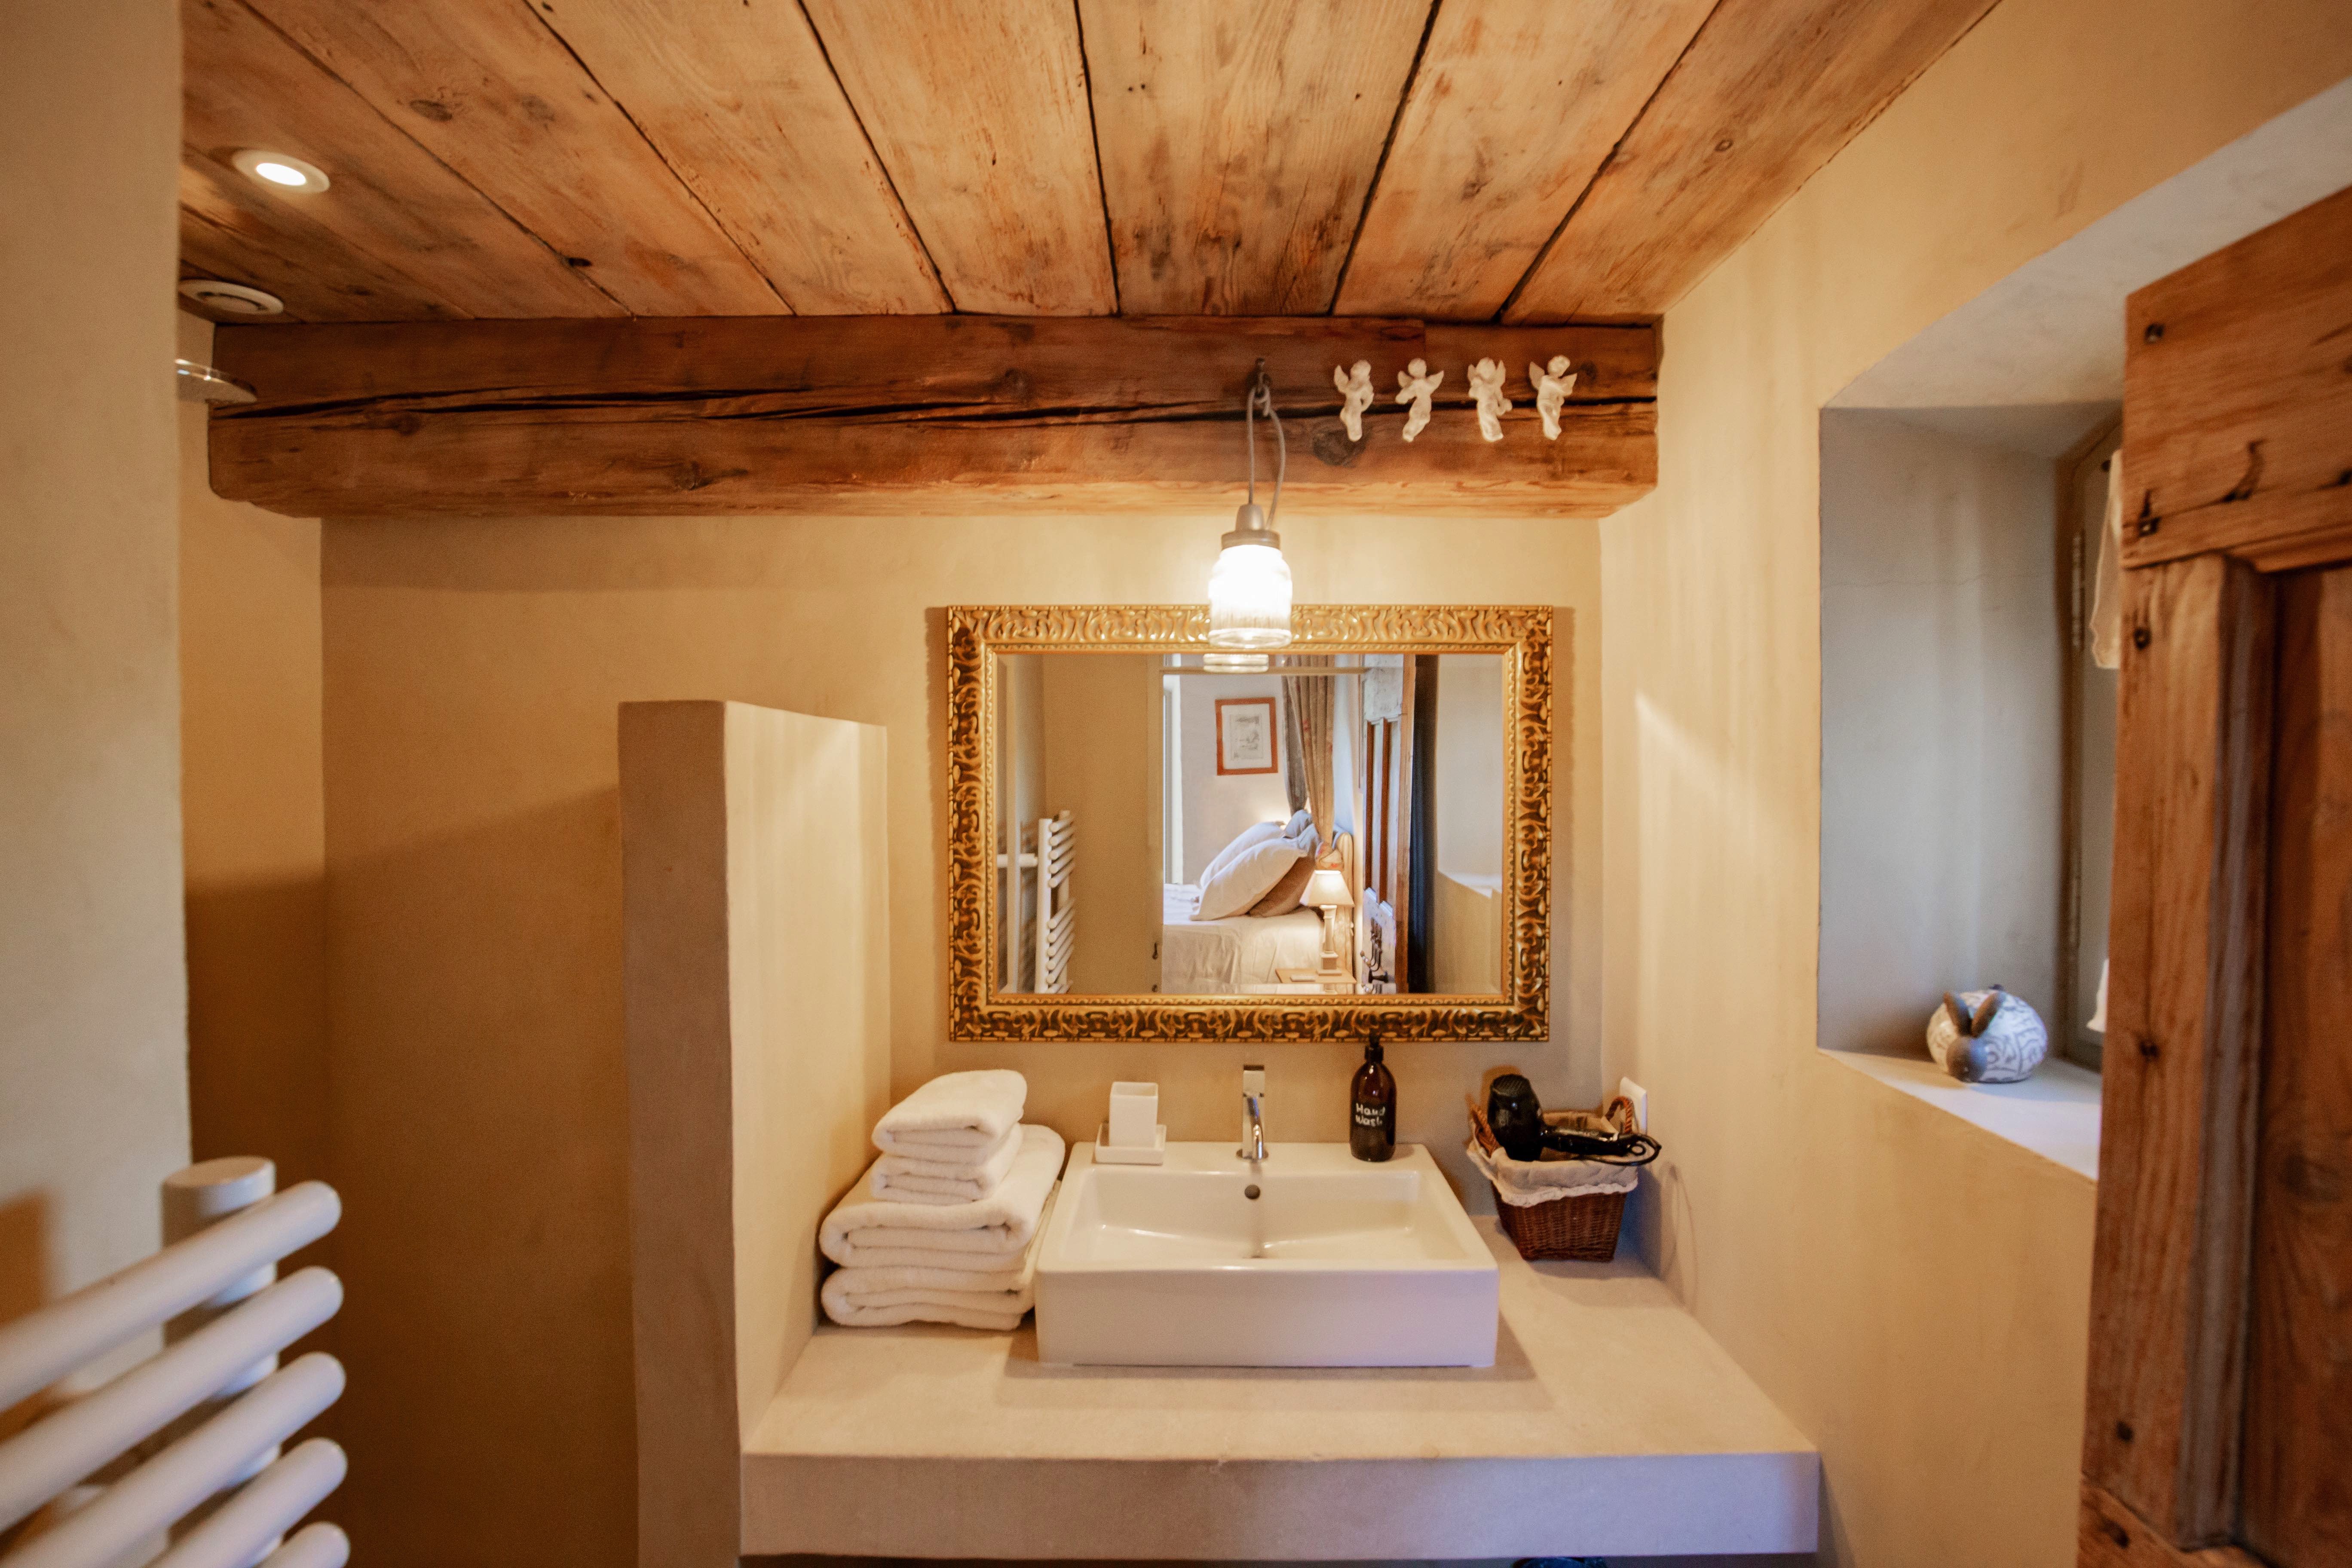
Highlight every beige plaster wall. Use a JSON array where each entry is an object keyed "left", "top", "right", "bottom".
[
  {"left": 0, "top": 0, "right": 188, "bottom": 1375},
  {"left": 1599, "top": 5, "right": 2352, "bottom": 1565},
  {"left": 1818, "top": 412, "right": 2062, "bottom": 1057},
  {"left": 1037, "top": 654, "right": 1162, "bottom": 993},
  {"left": 318, "top": 511, "right": 1600, "bottom": 1567},
  {"left": 1179, "top": 671, "right": 1293, "bottom": 881},
  {"left": 177, "top": 314, "right": 330, "bottom": 1189}
]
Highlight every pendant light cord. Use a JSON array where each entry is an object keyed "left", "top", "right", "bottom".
[{"left": 1243, "top": 358, "right": 1285, "bottom": 528}]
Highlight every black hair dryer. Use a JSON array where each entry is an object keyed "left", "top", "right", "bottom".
[{"left": 1485, "top": 1074, "right": 1546, "bottom": 1163}]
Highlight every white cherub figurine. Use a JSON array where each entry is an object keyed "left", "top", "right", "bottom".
[
  {"left": 1529, "top": 354, "right": 1577, "bottom": 441},
  {"left": 1467, "top": 358, "right": 1511, "bottom": 443},
  {"left": 1394, "top": 357, "right": 1443, "bottom": 443},
  {"left": 1332, "top": 359, "right": 1374, "bottom": 442}
]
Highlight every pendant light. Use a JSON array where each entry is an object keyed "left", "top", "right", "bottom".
[{"left": 1207, "top": 360, "right": 1294, "bottom": 650}]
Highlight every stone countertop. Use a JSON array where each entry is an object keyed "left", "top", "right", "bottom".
[{"left": 743, "top": 1219, "right": 1818, "bottom": 1560}]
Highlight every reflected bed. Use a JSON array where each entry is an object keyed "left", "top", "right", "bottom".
[{"left": 1159, "top": 884, "right": 1325, "bottom": 995}]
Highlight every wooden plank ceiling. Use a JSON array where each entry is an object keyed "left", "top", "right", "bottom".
[{"left": 181, "top": 0, "right": 1997, "bottom": 327}]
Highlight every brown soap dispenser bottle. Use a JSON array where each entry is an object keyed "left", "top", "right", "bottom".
[{"left": 1350, "top": 1033, "right": 1396, "bottom": 1162}]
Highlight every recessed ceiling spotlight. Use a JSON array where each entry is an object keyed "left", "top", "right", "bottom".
[
  {"left": 231, "top": 149, "right": 330, "bottom": 194},
  {"left": 178, "top": 278, "right": 285, "bottom": 316}
]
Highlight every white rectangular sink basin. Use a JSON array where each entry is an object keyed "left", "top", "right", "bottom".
[{"left": 1035, "top": 1142, "right": 1499, "bottom": 1367}]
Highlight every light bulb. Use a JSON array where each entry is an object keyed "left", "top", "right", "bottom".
[
  {"left": 1207, "top": 541, "right": 1293, "bottom": 649},
  {"left": 232, "top": 150, "right": 331, "bottom": 194},
  {"left": 1202, "top": 652, "right": 1270, "bottom": 674}
]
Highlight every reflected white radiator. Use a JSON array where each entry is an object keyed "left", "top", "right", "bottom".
[
  {"left": 1036, "top": 811, "right": 1075, "bottom": 995},
  {"left": 0, "top": 1161, "right": 347, "bottom": 1568}
]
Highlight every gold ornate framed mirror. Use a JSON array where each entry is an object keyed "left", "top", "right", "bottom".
[{"left": 946, "top": 605, "right": 1551, "bottom": 1041}]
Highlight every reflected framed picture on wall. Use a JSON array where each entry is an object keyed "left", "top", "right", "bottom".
[{"left": 1215, "top": 697, "right": 1278, "bottom": 776}]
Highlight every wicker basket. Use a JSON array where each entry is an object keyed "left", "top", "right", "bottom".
[{"left": 1469, "top": 1095, "right": 1640, "bottom": 1262}]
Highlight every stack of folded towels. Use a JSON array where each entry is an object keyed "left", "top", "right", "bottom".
[{"left": 819, "top": 1069, "right": 1064, "bottom": 1331}]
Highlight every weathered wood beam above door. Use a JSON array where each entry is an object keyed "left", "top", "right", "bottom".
[
  {"left": 2119, "top": 183, "right": 2352, "bottom": 575},
  {"left": 205, "top": 316, "right": 1657, "bottom": 520}
]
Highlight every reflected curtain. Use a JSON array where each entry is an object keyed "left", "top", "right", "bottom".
[{"left": 1281, "top": 657, "right": 1335, "bottom": 852}]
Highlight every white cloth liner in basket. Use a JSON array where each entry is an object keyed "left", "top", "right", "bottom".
[{"left": 1466, "top": 1137, "right": 1641, "bottom": 1207}]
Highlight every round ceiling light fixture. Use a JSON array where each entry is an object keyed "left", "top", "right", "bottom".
[
  {"left": 231, "top": 149, "right": 331, "bottom": 194},
  {"left": 178, "top": 278, "right": 285, "bottom": 316}
]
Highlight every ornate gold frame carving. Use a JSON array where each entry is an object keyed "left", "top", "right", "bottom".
[{"left": 946, "top": 604, "right": 1553, "bottom": 1041}]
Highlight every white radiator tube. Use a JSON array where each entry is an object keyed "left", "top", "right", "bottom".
[
  {"left": 0, "top": 1270, "right": 343, "bottom": 1532},
  {"left": 144, "top": 1441, "right": 346, "bottom": 1568},
  {"left": 162, "top": 1159, "right": 285, "bottom": 1414},
  {"left": 159, "top": 1159, "right": 291, "bottom": 1501},
  {"left": 162, "top": 1159, "right": 281, "bottom": 1314},
  {"left": 256, "top": 1524, "right": 348, "bottom": 1568},
  {"left": 0, "top": 1186, "right": 340, "bottom": 1412},
  {"left": 0, "top": 1354, "right": 343, "bottom": 1568}
]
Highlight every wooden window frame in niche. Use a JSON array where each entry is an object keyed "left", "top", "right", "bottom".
[{"left": 943, "top": 603, "right": 1553, "bottom": 1042}]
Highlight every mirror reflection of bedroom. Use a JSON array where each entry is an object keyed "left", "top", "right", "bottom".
[{"left": 993, "top": 651, "right": 1505, "bottom": 998}]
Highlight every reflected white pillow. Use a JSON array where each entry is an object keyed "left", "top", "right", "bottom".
[
  {"left": 1196, "top": 840, "right": 1304, "bottom": 922},
  {"left": 1286, "top": 808, "right": 1312, "bottom": 837},
  {"left": 1200, "top": 820, "right": 1287, "bottom": 886}
]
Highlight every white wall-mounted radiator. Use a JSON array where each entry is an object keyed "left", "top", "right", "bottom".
[
  {"left": 0, "top": 1159, "right": 346, "bottom": 1568},
  {"left": 995, "top": 810, "right": 1075, "bottom": 993},
  {"left": 1035, "top": 811, "right": 1075, "bottom": 995}
]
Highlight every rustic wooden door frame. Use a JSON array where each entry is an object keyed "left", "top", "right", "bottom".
[{"left": 2078, "top": 184, "right": 2352, "bottom": 1568}]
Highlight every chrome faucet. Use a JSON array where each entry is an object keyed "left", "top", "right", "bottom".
[{"left": 1239, "top": 1064, "right": 1267, "bottom": 1162}]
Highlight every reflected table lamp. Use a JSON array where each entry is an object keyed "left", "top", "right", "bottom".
[{"left": 1305, "top": 867, "right": 1355, "bottom": 990}]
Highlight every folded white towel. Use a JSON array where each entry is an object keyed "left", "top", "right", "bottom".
[
  {"left": 821, "top": 1124, "right": 1064, "bottom": 1270},
  {"left": 870, "top": 1122, "right": 1022, "bottom": 1204},
  {"left": 821, "top": 1189, "right": 1057, "bottom": 1331},
  {"left": 871, "top": 1069, "right": 1027, "bottom": 1157}
]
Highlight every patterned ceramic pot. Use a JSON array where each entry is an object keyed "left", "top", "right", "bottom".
[{"left": 1925, "top": 987, "right": 2049, "bottom": 1084}]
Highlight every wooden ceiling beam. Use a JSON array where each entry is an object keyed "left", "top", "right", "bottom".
[
  {"left": 204, "top": 315, "right": 1657, "bottom": 519},
  {"left": 180, "top": 0, "right": 619, "bottom": 322},
  {"left": 526, "top": 0, "right": 949, "bottom": 315},
  {"left": 800, "top": 0, "right": 1117, "bottom": 315},
  {"left": 1505, "top": 0, "right": 2000, "bottom": 320},
  {"left": 240, "top": 0, "right": 787, "bottom": 316},
  {"left": 1080, "top": 0, "right": 1428, "bottom": 315},
  {"left": 1335, "top": 0, "right": 1715, "bottom": 321}
]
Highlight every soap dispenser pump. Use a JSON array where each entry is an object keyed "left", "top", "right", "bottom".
[{"left": 1349, "top": 1034, "right": 1396, "bottom": 1162}]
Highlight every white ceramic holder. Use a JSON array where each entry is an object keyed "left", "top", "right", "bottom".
[
  {"left": 1094, "top": 1123, "right": 1168, "bottom": 1164},
  {"left": 1107, "top": 1081, "right": 1158, "bottom": 1147}
]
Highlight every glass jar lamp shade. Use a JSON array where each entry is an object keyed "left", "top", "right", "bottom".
[
  {"left": 1201, "top": 651, "right": 1270, "bottom": 673},
  {"left": 1207, "top": 505, "right": 1294, "bottom": 650}
]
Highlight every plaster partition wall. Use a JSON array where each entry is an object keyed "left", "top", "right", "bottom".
[
  {"left": 0, "top": 0, "right": 188, "bottom": 1366},
  {"left": 318, "top": 510, "right": 1602, "bottom": 1567},
  {"left": 619, "top": 701, "right": 891, "bottom": 1567},
  {"left": 177, "top": 313, "right": 331, "bottom": 1191},
  {"left": 1596, "top": 2, "right": 2352, "bottom": 1565}
]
